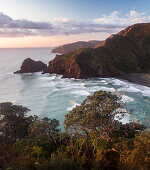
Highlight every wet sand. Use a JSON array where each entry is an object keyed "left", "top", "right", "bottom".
[{"left": 121, "top": 74, "right": 150, "bottom": 87}]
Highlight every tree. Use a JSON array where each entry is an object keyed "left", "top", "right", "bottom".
[
  {"left": 28, "top": 117, "right": 60, "bottom": 140},
  {"left": 63, "top": 91, "right": 145, "bottom": 167},
  {"left": 0, "top": 102, "right": 36, "bottom": 143},
  {"left": 129, "top": 131, "right": 150, "bottom": 169},
  {"left": 28, "top": 117, "right": 60, "bottom": 157},
  {"left": 63, "top": 91, "right": 122, "bottom": 166},
  {"left": 64, "top": 91, "right": 122, "bottom": 139},
  {"left": 64, "top": 91, "right": 145, "bottom": 139}
]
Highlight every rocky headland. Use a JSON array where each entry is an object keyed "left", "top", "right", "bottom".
[
  {"left": 44, "top": 23, "right": 150, "bottom": 79},
  {"left": 15, "top": 23, "right": 150, "bottom": 87},
  {"left": 51, "top": 40, "right": 102, "bottom": 54}
]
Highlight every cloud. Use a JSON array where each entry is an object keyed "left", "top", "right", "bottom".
[
  {"left": 94, "top": 10, "right": 150, "bottom": 26},
  {"left": 54, "top": 17, "right": 69, "bottom": 23},
  {"left": 0, "top": 29, "right": 36, "bottom": 37},
  {"left": 0, "top": 11, "right": 149, "bottom": 37},
  {"left": 0, "top": 13, "right": 53, "bottom": 29}
]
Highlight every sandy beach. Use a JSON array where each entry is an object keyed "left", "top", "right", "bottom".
[{"left": 121, "top": 73, "right": 150, "bottom": 87}]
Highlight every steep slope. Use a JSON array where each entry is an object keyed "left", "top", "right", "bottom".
[
  {"left": 44, "top": 23, "right": 150, "bottom": 78},
  {"left": 51, "top": 40, "right": 101, "bottom": 54}
]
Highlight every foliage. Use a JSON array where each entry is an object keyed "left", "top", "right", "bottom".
[
  {"left": 64, "top": 91, "right": 120, "bottom": 138},
  {"left": 0, "top": 102, "right": 36, "bottom": 143},
  {"left": 28, "top": 117, "right": 60, "bottom": 141},
  {"left": 0, "top": 91, "right": 149, "bottom": 170},
  {"left": 129, "top": 131, "right": 150, "bottom": 169}
]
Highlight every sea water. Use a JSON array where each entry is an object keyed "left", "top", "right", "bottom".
[{"left": 0, "top": 48, "right": 150, "bottom": 128}]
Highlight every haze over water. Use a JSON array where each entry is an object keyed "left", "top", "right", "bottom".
[{"left": 0, "top": 48, "right": 150, "bottom": 127}]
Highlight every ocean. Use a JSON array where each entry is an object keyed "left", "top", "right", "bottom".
[{"left": 0, "top": 47, "right": 150, "bottom": 128}]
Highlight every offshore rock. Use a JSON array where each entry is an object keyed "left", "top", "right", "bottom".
[{"left": 14, "top": 58, "right": 47, "bottom": 74}]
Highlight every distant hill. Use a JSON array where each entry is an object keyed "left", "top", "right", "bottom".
[
  {"left": 43, "top": 23, "right": 150, "bottom": 79},
  {"left": 51, "top": 40, "right": 102, "bottom": 54}
]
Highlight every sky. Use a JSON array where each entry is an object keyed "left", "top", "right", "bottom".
[{"left": 0, "top": 0, "right": 150, "bottom": 48}]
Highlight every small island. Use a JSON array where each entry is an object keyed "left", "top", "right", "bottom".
[{"left": 14, "top": 58, "right": 47, "bottom": 74}]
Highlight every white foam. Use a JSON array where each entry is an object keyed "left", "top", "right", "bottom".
[
  {"left": 57, "top": 80, "right": 87, "bottom": 91},
  {"left": 88, "top": 86, "right": 116, "bottom": 94},
  {"left": 100, "top": 87, "right": 116, "bottom": 93},
  {"left": 8, "top": 72, "right": 13, "bottom": 75},
  {"left": 22, "top": 73, "right": 32, "bottom": 75},
  {"left": 118, "top": 83, "right": 150, "bottom": 97},
  {"left": 126, "top": 86, "right": 141, "bottom": 93},
  {"left": 71, "top": 78, "right": 75, "bottom": 80},
  {"left": 141, "top": 86, "right": 150, "bottom": 97},
  {"left": 71, "top": 90, "right": 90, "bottom": 96},
  {"left": 121, "top": 95, "right": 134, "bottom": 103},
  {"left": 80, "top": 83, "right": 86, "bottom": 88},
  {"left": 112, "top": 79, "right": 128, "bottom": 86},
  {"left": 114, "top": 108, "right": 130, "bottom": 124},
  {"left": 40, "top": 75, "right": 56, "bottom": 80},
  {"left": 99, "top": 80, "right": 107, "bottom": 83},
  {"left": 32, "top": 72, "right": 42, "bottom": 75},
  {"left": 67, "top": 101, "right": 80, "bottom": 111}
]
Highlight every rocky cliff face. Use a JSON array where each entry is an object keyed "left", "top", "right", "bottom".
[
  {"left": 14, "top": 58, "right": 47, "bottom": 74},
  {"left": 44, "top": 48, "right": 123, "bottom": 78},
  {"left": 51, "top": 40, "right": 101, "bottom": 54},
  {"left": 118, "top": 23, "right": 150, "bottom": 37},
  {"left": 45, "top": 23, "right": 150, "bottom": 79}
]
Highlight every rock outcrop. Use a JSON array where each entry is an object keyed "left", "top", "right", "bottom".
[
  {"left": 44, "top": 23, "right": 150, "bottom": 79},
  {"left": 51, "top": 40, "right": 101, "bottom": 54},
  {"left": 14, "top": 58, "right": 47, "bottom": 74}
]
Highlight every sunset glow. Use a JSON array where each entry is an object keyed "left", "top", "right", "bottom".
[
  {"left": 0, "top": 32, "right": 110, "bottom": 48},
  {"left": 0, "top": 0, "right": 149, "bottom": 48}
]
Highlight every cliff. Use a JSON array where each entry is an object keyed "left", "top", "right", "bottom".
[
  {"left": 44, "top": 23, "right": 150, "bottom": 78},
  {"left": 51, "top": 40, "right": 101, "bottom": 54}
]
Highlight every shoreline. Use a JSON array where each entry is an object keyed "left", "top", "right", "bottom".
[{"left": 120, "top": 73, "right": 150, "bottom": 88}]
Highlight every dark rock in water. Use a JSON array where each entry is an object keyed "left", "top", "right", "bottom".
[
  {"left": 14, "top": 58, "right": 47, "bottom": 74},
  {"left": 44, "top": 23, "right": 150, "bottom": 79}
]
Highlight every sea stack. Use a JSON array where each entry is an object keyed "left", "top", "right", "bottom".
[{"left": 14, "top": 58, "right": 47, "bottom": 74}]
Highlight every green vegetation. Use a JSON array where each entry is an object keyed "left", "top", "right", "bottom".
[{"left": 0, "top": 91, "right": 150, "bottom": 170}]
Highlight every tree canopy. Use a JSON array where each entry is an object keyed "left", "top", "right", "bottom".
[
  {"left": 64, "top": 91, "right": 126, "bottom": 139},
  {"left": 0, "top": 102, "right": 36, "bottom": 142},
  {"left": 0, "top": 92, "right": 149, "bottom": 170}
]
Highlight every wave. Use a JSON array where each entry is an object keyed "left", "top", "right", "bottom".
[
  {"left": 99, "top": 87, "right": 116, "bottom": 93},
  {"left": 7, "top": 72, "right": 14, "bottom": 75},
  {"left": 40, "top": 75, "right": 56, "bottom": 80},
  {"left": 114, "top": 108, "right": 130, "bottom": 124},
  {"left": 80, "top": 83, "right": 86, "bottom": 88},
  {"left": 55, "top": 80, "right": 86, "bottom": 91},
  {"left": 121, "top": 95, "right": 134, "bottom": 103},
  {"left": 141, "top": 86, "right": 150, "bottom": 97},
  {"left": 67, "top": 101, "right": 80, "bottom": 111},
  {"left": 111, "top": 78, "right": 128, "bottom": 86},
  {"left": 99, "top": 80, "right": 107, "bottom": 83},
  {"left": 118, "top": 83, "right": 150, "bottom": 97},
  {"left": 71, "top": 90, "right": 90, "bottom": 96}
]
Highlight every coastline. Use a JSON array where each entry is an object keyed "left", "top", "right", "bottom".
[{"left": 120, "top": 73, "right": 150, "bottom": 88}]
